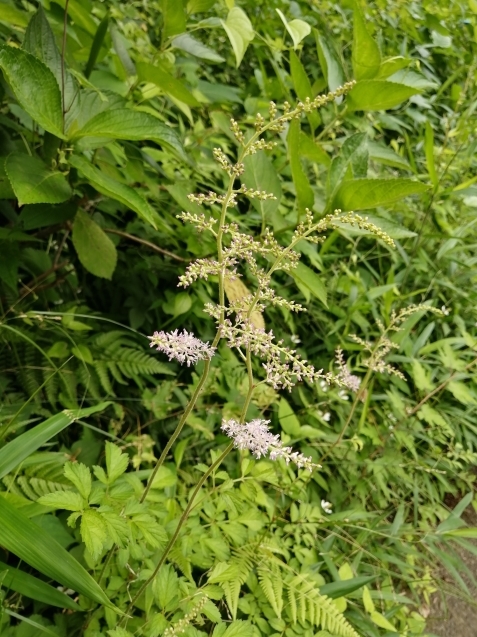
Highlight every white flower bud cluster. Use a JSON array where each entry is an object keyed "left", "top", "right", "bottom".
[
  {"left": 148, "top": 330, "right": 216, "bottom": 366},
  {"left": 221, "top": 418, "right": 317, "bottom": 471},
  {"left": 188, "top": 191, "right": 226, "bottom": 206},
  {"left": 176, "top": 212, "right": 217, "bottom": 234},
  {"left": 178, "top": 256, "right": 238, "bottom": 287},
  {"left": 213, "top": 148, "right": 244, "bottom": 176},
  {"left": 220, "top": 318, "right": 333, "bottom": 391},
  {"left": 163, "top": 595, "right": 209, "bottom": 637},
  {"left": 335, "top": 347, "right": 361, "bottom": 393}
]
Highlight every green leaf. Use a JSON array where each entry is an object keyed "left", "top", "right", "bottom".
[
  {"left": 187, "top": 0, "right": 216, "bottom": 13},
  {"left": 0, "top": 241, "right": 19, "bottom": 290},
  {"left": 64, "top": 462, "right": 92, "bottom": 500},
  {"left": 4, "top": 154, "right": 72, "bottom": 206},
  {"left": 172, "top": 33, "right": 225, "bottom": 63},
  {"left": 352, "top": 4, "right": 381, "bottom": 80},
  {"left": 23, "top": 6, "right": 76, "bottom": 110},
  {"left": 319, "top": 575, "right": 376, "bottom": 599},
  {"left": 70, "top": 155, "right": 157, "bottom": 228},
  {"left": 221, "top": 7, "right": 254, "bottom": 68},
  {"left": 71, "top": 108, "right": 185, "bottom": 157},
  {"left": 276, "top": 10, "right": 311, "bottom": 49},
  {"left": 446, "top": 381, "right": 477, "bottom": 405},
  {"left": 327, "top": 133, "right": 368, "bottom": 201},
  {"left": 154, "top": 563, "right": 179, "bottom": 610},
  {"left": 18, "top": 203, "right": 77, "bottom": 230},
  {"left": 0, "top": 3, "right": 30, "bottom": 27},
  {"left": 0, "top": 404, "right": 110, "bottom": 480},
  {"left": 291, "top": 262, "right": 327, "bottom": 307},
  {"left": 289, "top": 51, "right": 320, "bottom": 130},
  {"left": 111, "top": 26, "right": 136, "bottom": 77},
  {"left": 105, "top": 441, "right": 129, "bottom": 484},
  {"left": 0, "top": 45, "right": 65, "bottom": 138},
  {"left": 370, "top": 611, "right": 397, "bottom": 632},
  {"left": 3, "top": 610, "right": 60, "bottom": 637},
  {"left": 137, "top": 61, "right": 199, "bottom": 107},
  {"left": 221, "top": 621, "right": 254, "bottom": 637},
  {"left": 81, "top": 509, "right": 108, "bottom": 560},
  {"left": 334, "top": 178, "right": 429, "bottom": 211},
  {"left": 38, "top": 491, "right": 84, "bottom": 512},
  {"left": 72, "top": 209, "right": 118, "bottom": 280},
  {"left": 278, "top": 398, "right": 301, "bottom": 436},
  {"left": 288, "top": 120, "right": 314, "bottom": 212},
  {"left": 85, "top": 14, "right": 109, "bottom": 79},
  {"left": 443, "top": 528, "right": 477, "bottom": 539},
  {"left": 0, "top": 560, "right": 79, "bottom": 609},
  {"left": 315, "top": 30, "right": 346, "bottom": 98},
  {"left": 347, "top": 80, "right": 420, "bottom": 111},
  {"left": 241, "top": 153, "right": 283, "bottom": 230},
  {"left": 0, "top": 496, "right": 113, "bottom": 608},
  {"left": 162, "top": 0, "right": 186, "bottom": 40},
  {"left": 425, "top": 120, "right": 438, "bottom": 188}
]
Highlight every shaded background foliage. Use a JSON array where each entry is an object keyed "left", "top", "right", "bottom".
[{"left": 1, "top": 0, "right": 477, "bottom": 636}]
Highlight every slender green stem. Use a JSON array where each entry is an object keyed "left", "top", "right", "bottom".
[{"left": 125, "top": 442, "right": 234, "bottom": 620}]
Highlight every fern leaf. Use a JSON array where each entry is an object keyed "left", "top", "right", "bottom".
[{"left": 257, "top": 563, "right": 283, "bottom": 618}]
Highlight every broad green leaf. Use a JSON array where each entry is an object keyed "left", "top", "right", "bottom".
[
  {"left": 333, "top": 178, "right": 429, "bottom": 211},
  {"left": 352, "top": 4, "right": 381, "bottom": 80},
  {"left": 81, "top": 509, "right": 108, "bottom": 560},
  {"left": 105, "top": 441, "right": 129, "bottom": 483},
  {"left": 51, "top": 0, "right": 97, "bottom": 36},
  {"left": 72, "top": 209, "right": 118, "bottom": 280},
  {"left": 327, "top": 133, "right": 368, "bottom": 201},
  {"left": 370, "top": 611, "right": 397, "bottom": 632},
  {"left": 111, "top": 26, "right": 136, "bottom": 76},
  {"left": 222, "top": 621, "right": 254, "bottom": 637},
  {"left": 276, "top": 10, "right": 311, "bottom": 49},
  {"left": 0, "top": 496, "right": 113, "bottom": 608},
  {"left": 315, "top": 30, "right": 346, "bottom": 100},
  {"left": 3, "top": 610, "right": 59, "bottom": 636},
  {"left": 320, "top": 575, "right": 376, "bottom": 599},
  {"left": 221, "top": 7, "right": 254, "bottom": 68},
  {"left": 388, "top": 68, "right": 438, "bottom": 90},
  {"left": 347, "top": 80, "right": 420, "bottom": 111},
  {"left": 425, "top": 121, "right": 438, "bottom": 188},
  {"left": 0, "top": 45, "right": 65, "bottom": 138},
  {"left": 288, "top": 120, "right": 313, "bottom": 212},
  {"left": 376, "top": 56, "right": 410, "bottom": 79},
  {"left": 70, "top": 155, "right": 157, "bottom": 227},
  {"left": 0, "top": 404, "right": 110, "bottom": 480},
  {"left": 0, "top": 3, "right": 30, "bottom": 27},
  {"left": 278, "top": 398, "right": 301, "bottom": 436},
  {"left": 291, "top": 262, "right": 327, "bottom": 307},
  {"left": 187, "top": 0, "right": 216, "bottom": 13},
  {"left": 162, "top": 0, "right": 186, "bottom": 40},
  {"left": 18, "top": 203, "right": 76, "bottom": 230},
  {"left": 172, "top": 33, "right": 225, "bottom": 63},
  {"left": 64, "top": 462, "right": 92, "bottom": 500},
  {"left": 0, "top": 560, "right": 79, "bottom": 609},
  {"left": 367, "top": 140, "right": 412, "bottom": 170},
  {"left": 23, "top": 6, "right": 76, "bottom": 110},
  {"left": 137, "top": 61, "right": 199, "bottom": 107},
  {"left": 299, "top": 132, "right": 330, "bottom": 166},
  {"left": 4, "top": 154, "right": 72, "bottom": 206},
  {"left": 241, "top": 153, "right": 283, "bottom": 231},
  {"left": 65, "top": 89, "right": 125, "bottom": 139},
  {"left": 71, "top": 108, "right": 185, "bottom": 158}
]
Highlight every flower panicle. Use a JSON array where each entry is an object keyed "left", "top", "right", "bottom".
[
  {"left": 148, "top": 329, "right": 216, "bottom": 366},
  {"left": 221, "top": 418, "right": 318, "bottom": 471}
]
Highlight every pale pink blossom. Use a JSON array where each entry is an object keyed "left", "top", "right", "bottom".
[{"left": 148, "top": 329, "right": 215, "bottom": 366}]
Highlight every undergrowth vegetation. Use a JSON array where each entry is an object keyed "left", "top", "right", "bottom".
[{"left": 0, "top": 0, "right": 477, "bottom": 636}]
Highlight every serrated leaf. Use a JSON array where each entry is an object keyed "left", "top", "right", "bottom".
[
  {"left": 105, "top": 441, "right": 129, "bottom": 484},
  {"left": 71, "top": 108, "right": 185, "bottom": 157},
  {"left": 64, "top": 462, "right": 92, "bottom": 500},
  {"left": 38, "top": 491, "right": 84, "bottom": 512},
  {"left": 0, "top": 496, "right": 113, "bottom": 608},
  {"left": 71, "top": 209, "right": 118, "bottom": 279},
  {"left": 333, "top": 178, "right": 428, "bottom": 211},
  {"left": 69, "top": 155, "right": 157, "bottom": 228},
  {"left": 221, "top": 7, "right": 254, "bottom": 68},
  {"left": 4, "top": 154, "right": 72, "bottom": 206},
  {"left": 222, "top": 621, "right": 254, "bottom": 637},
  {"left": 352, "top": 5, "right": 381, "bottom": 80},
  {"left": 80, "top": 509, "right": 108, "bottom": 560},
  {"left": 276, "top": 10, "right": 311, "bottom": 49},
  {"left": 0, "top": 45, "right": 65, "bottom": 138},
  {"left": 347, "top": 80, "right": 420, "bottom": 111}
]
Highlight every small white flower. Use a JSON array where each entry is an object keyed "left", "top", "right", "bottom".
[
  {"left": 221, "top": 418, "right": 317, "bottom": 471},
  {"left": 148, "top": 329, "right": 216, "bottom": 366},
  {"left": 290, "top": 334, "right": 301, "bottom": 344},
  {"left": 319, "top": 380, "right": 329, "bottom": 393},
  {"left": 321, "top": 499, "right": 333, "bottom": 514},
  {"left": 323, "top": 412, "right": 331, "bottom": 422},
  {"left": 441, "top": 305, "right": 450, "bottom": 316},
  {"left": 338, "top": 389, "right": 349, "bottom": 401}
]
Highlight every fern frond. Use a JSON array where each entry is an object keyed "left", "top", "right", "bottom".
[{"left": 258, "top": 562, "right": 283, "bottom": 617}]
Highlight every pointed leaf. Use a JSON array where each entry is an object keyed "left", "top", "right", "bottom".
[
  {"left": 71, "top": 108, "right": 185, "bottom": 157},
  {"left": 162, "top": 0, "right": 186, "bottom": 40},
  {"left": 38, "top": 491, "right": 84, "bottom": 511},
  {"left": 0, "top": 45, "right": 65, "bottom": 138},
  {"left": 347, "top": 80, "right": 420, "bottom": 111},
  {"left": 172, "top": 33, "right": 225, "bottom": 63},
  {"left": 105, "top": 441, "right": 129, "bottom": 484},
  {"left": 352, "top": 5, "right": 381, "bottom": 80},
  {"left": 0, "top": 404, "right": 110, "bottom": 480},
  {"left": 221, "top": 7, "right": 254, "bottom": 68},
  {"left": 288, "top": 120, "right": 313, "bottom": 212},
  {"left": 72, "top": 209, "right": 118, "bottom": 280},
  {"left": 315, "top": 30, "right": 346, "bottom": 100},
  {"left": 0, "top": 560, "right": 79, "bottom": 609},
  {"left": 69, "top": 155, "right": 157, "bottom": 228},
  {"left": 5, "top": 153, "right": 72, "bottom": 205},
  {"left": 241, "top": 153, "right": 282, "bottom": 229},
  {"left": 64, "top": 462, "right": 92, "bottom": 500},
  {"left": 276, "top": 10, "right": 311, "bottom": 49},
  {"left": 291, "top": 262, "right": 327, "bottom": 307},
  {"left": 137, "top": 61, "right": 199, "bottom": 107},
  {"left": 334, "top": 178, "right": 429, "bottom": 211},
  {"left": 0, "top": 496, "right": 113, "bottom": 607}
]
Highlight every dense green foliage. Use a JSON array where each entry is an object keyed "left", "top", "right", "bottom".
[{"left": 1, "top": 0, "right": 477, "bottom": 636}]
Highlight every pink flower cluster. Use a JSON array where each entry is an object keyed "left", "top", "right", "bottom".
[{"left": 148, "top": 330, "right": 216, "bottom": 366}]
